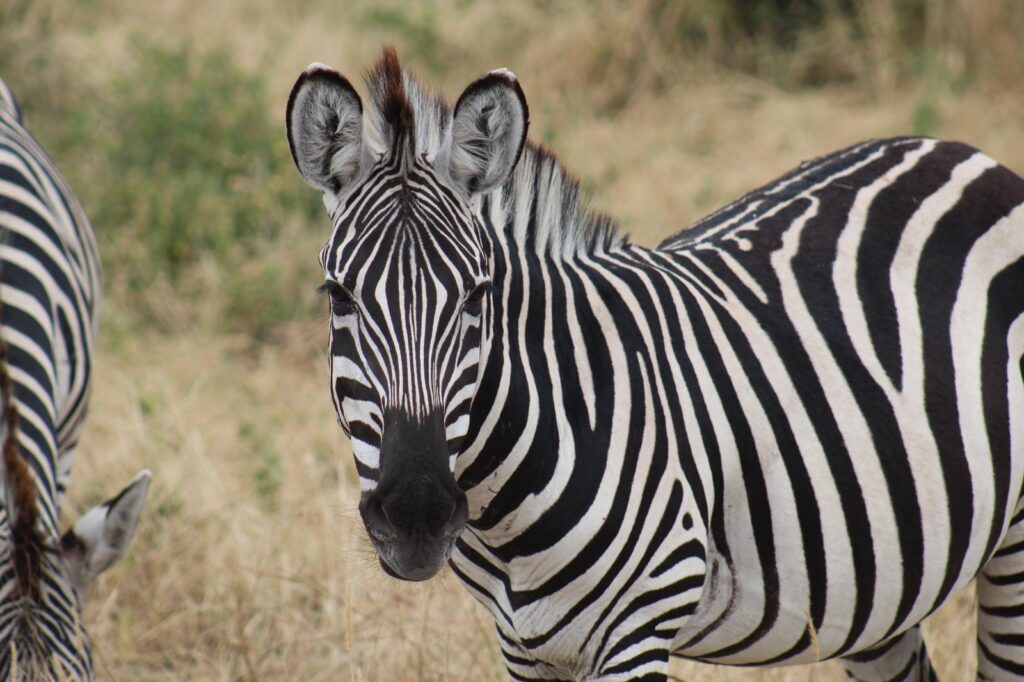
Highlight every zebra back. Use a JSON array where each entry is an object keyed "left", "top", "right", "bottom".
[{"left": 0, "top": 79, "right": 22, "bottom": 124}]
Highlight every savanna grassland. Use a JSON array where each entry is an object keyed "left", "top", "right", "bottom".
[{"left": 2, "top": 0, "right": 1023, "bottom": 679}]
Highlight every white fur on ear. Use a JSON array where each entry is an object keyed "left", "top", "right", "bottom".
[
  {"left": 62, "top": 469, "right": 152, "bottom": 596},
  {"left": 445, "top": 69, "right": 529, "bottom": 196},
  {"left": 286, "top": 64, "right": 365, "bottom": 194}
]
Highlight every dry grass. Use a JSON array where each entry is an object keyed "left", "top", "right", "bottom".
[
  {"left": 74, "top": 328, "right": 508, "bottom": 681},
  {"left": 9, "top": 0, "right": 1020, "bottom": 679}
]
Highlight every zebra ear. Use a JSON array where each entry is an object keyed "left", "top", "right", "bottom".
[
  {"left": 286, "top": 64, "right": 365, "bottom": 194},
  {"left": 61, "top": 469, "right": 151, "bottom": 596},
  {"left": 445, "top": 69, "right": 529, "bottom": 196}
]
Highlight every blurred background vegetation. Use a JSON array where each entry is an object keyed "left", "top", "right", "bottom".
[
  {"left": 0, "top": 0, "right": 1021, "bottom": 678},
  {"left": 2, "top": 0, "right": 1022, "bottom": 344}
]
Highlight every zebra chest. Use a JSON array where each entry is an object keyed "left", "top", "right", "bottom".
[
  {"left": 500, "top": 584, "right": 680, "bottom": 679},
  {"left": 454, "top": 517, "right": 710, "bottom": 677}
]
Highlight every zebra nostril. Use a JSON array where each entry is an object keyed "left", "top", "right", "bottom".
[
  {"left": 363, "top": 496, "right": 396, "bottom": 541},
  {"left": 448, "top": 492, "right": 468, "bottom": 531}
]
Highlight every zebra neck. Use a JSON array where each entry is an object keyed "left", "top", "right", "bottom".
[{"left": 459, "top": 231, "right": 712, "bottom": 548}]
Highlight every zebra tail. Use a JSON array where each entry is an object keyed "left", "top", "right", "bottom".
[{"left": 0, "top": 273, "right": 42, "bottom": 598}]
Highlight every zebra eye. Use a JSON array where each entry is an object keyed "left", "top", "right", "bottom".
[
  {"left": 464, "top": 281, "right": 490, "bottom": 311},
  {"left": 320, "top": 281, "right": 358, "bottom": 316}
]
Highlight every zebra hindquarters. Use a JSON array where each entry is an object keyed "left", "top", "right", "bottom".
[
  {"left": 975, "top": 198, "right": 1024, "bottom": 681},
  {"left": 977, "top": 499, "right": 1024, "bottom": 680}
]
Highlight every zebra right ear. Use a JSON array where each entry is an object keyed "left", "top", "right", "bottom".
[
  {"left": 445, "top": 68, "right": 529, "bottom": 196},
  {"left": 286, "top": 64, "right": 365, "bottom": 195}
]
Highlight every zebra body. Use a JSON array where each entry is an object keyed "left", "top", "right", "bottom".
[
  {"left": 462, "top": 135, "right": 1024, "bottom": 678},
  {"left": 664, "top": 138, "right": 1023, "bottom": 666},
  {"left": 0, "top": 77, "right": 150, "bottom": 680},
  {"left": 286, "top": 51, "right": 1024, "bottom": 680}
]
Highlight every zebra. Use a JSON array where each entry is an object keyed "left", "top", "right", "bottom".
[
  {"left": 285, "top": 48, "right": 1024, "bottom": 680},
  {"left": 0, "top": 78, "right": 151, "bottom": 680}
]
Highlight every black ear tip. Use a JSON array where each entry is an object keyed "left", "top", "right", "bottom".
[
  {"left": 303, "top": 61, "right": 337, "bottom": 77},
  {"left": 483, "top": 67, "right": 519, "bottom": 87}
]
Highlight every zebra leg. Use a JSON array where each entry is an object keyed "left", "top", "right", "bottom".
[
  {"left": 977, "top": 505, "right": 1024, "bottom": 680},
  {"left": 840, "top": 626, "right": 937, "bottom": 682}
]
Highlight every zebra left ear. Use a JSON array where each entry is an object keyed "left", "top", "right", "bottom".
[
  {"left": 445, "top": 69, "right": 529, "bottom": 196},
  {"left": 61, "top": 469, "right": 151, "bottom": 596},
  {"left": 286, "top": 64, "right": 366, "bottom": 195}
]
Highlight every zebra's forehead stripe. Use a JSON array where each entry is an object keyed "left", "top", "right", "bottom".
[{"left": 321, "top": 158, "right": 488, "bottom": 428}]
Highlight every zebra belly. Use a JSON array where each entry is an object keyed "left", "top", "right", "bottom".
[
  {"left": 672, "top": 524, "right": 979, "bottom": 666},
  {"left": 670, "top": 413, "right": 1021, "bottom": 665}
]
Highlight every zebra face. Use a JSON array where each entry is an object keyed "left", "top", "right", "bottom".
[
  {"left": 320, "top": 168, "right": 489, "bottom": 580},
  {"left": 287, "top": 51, "right": 528, "bottom": 580},
  {"left": 0, "top": 470, "right": 151, "bottom": 680}
]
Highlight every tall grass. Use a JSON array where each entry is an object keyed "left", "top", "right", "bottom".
[{"left": 2, "top": 17, "right": 324, "bottom": 340}]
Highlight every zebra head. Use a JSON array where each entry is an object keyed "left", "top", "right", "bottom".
[
  {"left": 0, "top": 435, "right": 150, "bottom": 679},
  {"left": 286, "top": 49, "right": 528, "bottom": 580}
]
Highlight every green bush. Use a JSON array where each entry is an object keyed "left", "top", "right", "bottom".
[
  {"left": 94, "top": 41, "right": 318, "bottom": 279},
  {"left": 7, "top": 37, "right": 326, "bottom": 340}
]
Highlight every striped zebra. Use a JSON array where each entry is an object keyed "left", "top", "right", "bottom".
[
  {"left": 285, "top": 49, "right": 1024, "bottom": 681},
  {"left": 0, "top": 78, "right": 151, "bottom": 680}
]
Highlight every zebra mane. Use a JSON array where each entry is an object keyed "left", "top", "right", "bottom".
[
  {"left": 363, "top": 49, "right": 626, "bottom": 258},
  {"left": 0, "top": 311, "right": 43, "bottom": 601},
  {"left": 363, "top": 47, "right": 448, "bottom": 165},
  {"left": 501, "top": 143, "right": 625, "bottom": 258}
]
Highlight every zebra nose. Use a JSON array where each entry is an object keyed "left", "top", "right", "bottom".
[{"left": 374, "top": 479, "right": 467, "bottom": 536}]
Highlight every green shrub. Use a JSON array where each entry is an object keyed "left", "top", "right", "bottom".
[
  {"left": 94, "top": 41, "right": 318, "bottom": 279},
  {"left": 8, "top": 38, "right": 326, "bottom": 340}
]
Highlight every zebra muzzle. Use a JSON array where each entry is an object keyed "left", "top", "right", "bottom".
[
  {"left": 360, "top": 483, "right": 467, "bottom": 581},
  {"left": 360, "top": 410, "right": 469, "bottom": 580}
]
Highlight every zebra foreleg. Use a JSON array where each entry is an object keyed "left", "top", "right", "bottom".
[
  {"left": 977, "top": 505, "right": 1024, "bottom": 680},
  {"left": 839, "top": 626, "right": 937, "bottom": 682}
]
